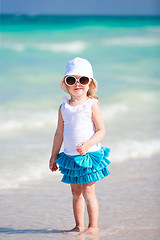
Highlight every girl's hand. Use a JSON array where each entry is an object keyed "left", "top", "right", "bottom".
[
  {"left": 76, "top": 142, "right": 90, "bottom": 155},
  {"left": 49, "top": 156, "right": 58, "bottom": 172}
]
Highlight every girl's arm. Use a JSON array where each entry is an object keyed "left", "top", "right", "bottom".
[
  {"left": 77, "top": 103, "right": 105, "bottom": 155},
  {"left": 49, "top": 105, "right": 64, "bottom": 172}
]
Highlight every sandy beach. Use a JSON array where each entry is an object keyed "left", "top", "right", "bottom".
[{"left": 0, "top": 154, "right": 159, "bottom": 240}]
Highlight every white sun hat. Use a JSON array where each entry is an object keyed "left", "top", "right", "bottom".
[{"left": 59, "top": 57, "right": 98, "bottom": 93}]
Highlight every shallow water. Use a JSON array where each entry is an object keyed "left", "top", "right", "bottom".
[{"left": 1, "top": 15, "right": 160, "bottom": 190}]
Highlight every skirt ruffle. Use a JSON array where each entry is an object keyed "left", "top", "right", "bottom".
[{"left": 56, "top": 147, "right": 111, "bottom": 184}]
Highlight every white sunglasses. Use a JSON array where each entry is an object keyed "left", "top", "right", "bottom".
[{"left": 64, "top": 76, "right": 91, "bottom": 86}]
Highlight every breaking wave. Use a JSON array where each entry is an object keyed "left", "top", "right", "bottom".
[
  {"left": 2, "top": 41, "right": 87, "bottom": 53},
  {"left": 102, "top": 36, "right": 160, "bottom": 46}
]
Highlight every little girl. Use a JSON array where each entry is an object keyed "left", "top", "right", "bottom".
[{"left": 49, "top": 57, "right": 110, "bottom": 235}]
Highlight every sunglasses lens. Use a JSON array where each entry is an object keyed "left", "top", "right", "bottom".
[
  {"left": 79, "top": 77, "right": 90, "bottom": 85},
  {"left": 65, "top": 76, "right": 76, "bottom": 85}
]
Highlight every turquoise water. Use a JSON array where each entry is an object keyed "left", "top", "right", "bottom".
[{"left": 1, "top": 15, "right": 160, "bottom": 189}]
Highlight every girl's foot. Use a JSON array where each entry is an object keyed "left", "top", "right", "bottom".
[
  {"left": 64, "top": 226, "right": 85, "bottom": 235},
  {"left": 81, "top": 227, "right": 99, "bottom": 235}
]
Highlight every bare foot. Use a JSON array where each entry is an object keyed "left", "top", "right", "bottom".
[
  {"left": 64, "top": 226, "right": 85, "bottom": 235},
  {"left": 81, "top": 227, "right": 99, "bottom": 235}
]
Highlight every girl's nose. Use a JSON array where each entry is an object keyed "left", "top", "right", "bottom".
[{"left": 75, "top": 80, "right": 80, "bottom": 86}]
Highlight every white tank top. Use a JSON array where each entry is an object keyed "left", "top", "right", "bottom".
[{"left": 61, "top": 97, "right": 101, "bottom": 155}]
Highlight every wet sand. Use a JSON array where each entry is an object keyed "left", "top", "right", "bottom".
[{"left": 0, "top": 155, "right": 160, "bottom": 240}]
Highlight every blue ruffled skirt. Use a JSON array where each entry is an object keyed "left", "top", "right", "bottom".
[{"left": 56, "top": 147, "right": 111, "bottom": 184}]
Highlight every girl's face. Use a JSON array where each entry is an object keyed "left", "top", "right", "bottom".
[{"left": 65, "top": 75, "right": 90, "bottom": 98}]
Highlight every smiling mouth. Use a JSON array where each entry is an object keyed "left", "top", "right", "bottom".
[{"left": 75, "top": 87, "right": 83, "bottom": 90}]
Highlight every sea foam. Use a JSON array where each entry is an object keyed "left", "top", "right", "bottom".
[
  {"left": 1, "top": 138, "right": 159, "bottom": 190},
  {"left": 0, "top": 109, "right": 58, "bottom": 132},
  {"left": 2, "top": 41, "right": 87, "bottom": 53},
  {"left": 102, "top": 102, "right": 129, "bottom": 121},
  {"left": 102, "top": 36, "right": 160, "bottom": 46},
  {"left": 109, "top": 139, "right": 160, "bottom": 163}
]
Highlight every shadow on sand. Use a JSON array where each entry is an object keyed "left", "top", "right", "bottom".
[
  {"left": 0, "top": 227, "right": 101, "bottom": 240},
  {"left": 0, "top": 227, "right": 67, "bottom": 234}
]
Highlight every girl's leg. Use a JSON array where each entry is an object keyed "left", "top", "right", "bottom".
[
  {"left": 82, "top": 182, "right": 99, "bottom": 234},
  {"left": 70, "top": 184, "right": 85, "bottom": 232}
]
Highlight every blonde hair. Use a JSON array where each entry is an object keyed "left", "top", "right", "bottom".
[
  {"left": 63, "top": 78, "right": 98, "bottom": 100},
  {"left": 87, "top": 79, "right": 98, "bottom": 100}
]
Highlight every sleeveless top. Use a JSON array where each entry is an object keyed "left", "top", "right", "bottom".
[{"left": 61, "top": 97, "right": 101, "bottom": 155}]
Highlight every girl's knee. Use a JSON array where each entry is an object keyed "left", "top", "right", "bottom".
[
  {"left": 82, "top": 182, "right": 95, "bottom": 199},
  {"left": 71, "top": 184, "right": 82, "bottom": 197}
]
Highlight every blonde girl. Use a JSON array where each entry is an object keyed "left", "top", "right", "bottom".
[{"left": 49, "top": 57, "right": 110, "bottom": 235}]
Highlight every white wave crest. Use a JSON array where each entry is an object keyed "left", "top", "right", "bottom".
[
  {"left": 2, "top": 41, "right": 87, "bottom": 53},
  {"left": 37, "top": 41, "right": 87, "bottom": 53},
  {"left": 0, "top": 109, "right": 58, "bottom": 132},
  {"left": 0, "top": 153, "right": 60, "bottom": 190},
  {"left": 102, "top": 37, "right": 160, "bottom": 46},
  {"left": 102, "top": 102, "right": 129, "bottom": 121},
  {"left": 109, "top": 139, "right": 160, "bottom": 163}
]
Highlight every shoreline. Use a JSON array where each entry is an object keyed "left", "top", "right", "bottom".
[{"left": 0, "top": 155, "right": 160, "bottom": 240}]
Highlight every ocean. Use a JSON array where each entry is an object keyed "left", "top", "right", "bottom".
[{"left": 1, "top": 15, "right": 160, "bottom": 190}]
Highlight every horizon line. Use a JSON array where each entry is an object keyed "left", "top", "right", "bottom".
[{"left": 1, "top": 13, "right": 160, "bottom": 17}]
